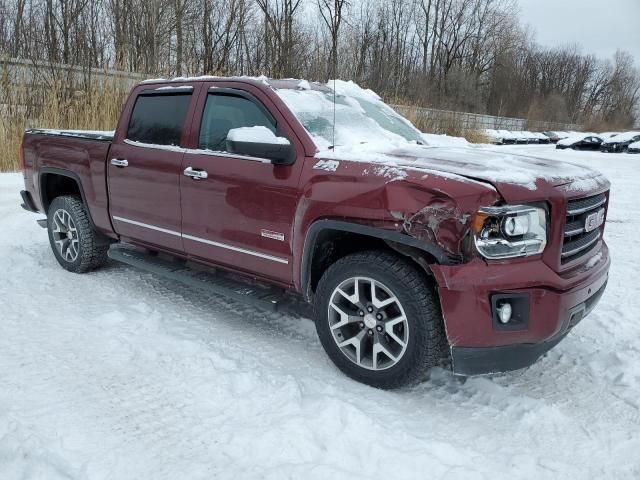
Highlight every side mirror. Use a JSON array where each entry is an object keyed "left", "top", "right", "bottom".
[{"left": 226, "top": 126, "right": 295, "bottom": 165}]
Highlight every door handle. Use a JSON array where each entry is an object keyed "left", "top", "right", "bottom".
[
  {"left": 183, "top": 166, "right": 208, "bottom": 180},
  {"left": 111, "top": 158, "right": 129, "bottom": 167}
]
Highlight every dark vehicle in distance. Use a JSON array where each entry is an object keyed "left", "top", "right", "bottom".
[
  {"left": 601, "top": 132, "right": 640, "bottom": 153},
  {"left": 543, "top": 131, "right": 562, "bottom": 144},
  {"left": 556, "top": 135, "right": 604, "bottom": 151},
  {"left": 18, "top": 76, "right": 611, "bottom": 389}
]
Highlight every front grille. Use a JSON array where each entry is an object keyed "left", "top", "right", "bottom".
[{"left": 562, "top": 192, "right": 607, "bottom": 264}]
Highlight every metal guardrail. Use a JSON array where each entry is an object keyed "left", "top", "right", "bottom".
[
  {"left": 392, "top": 104, "right": 583, "bottom": 133},
  {"left": 1, "top": 57, "right": 145, "bottom": 86}
]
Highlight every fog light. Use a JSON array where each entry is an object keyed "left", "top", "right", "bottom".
[{"left": 497, "top": 302, "right": 512, "bottom": 324}]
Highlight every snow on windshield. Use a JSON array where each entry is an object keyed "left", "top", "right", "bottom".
[{"left": 275, "top": 80, "right": 423, "bottom": 149}]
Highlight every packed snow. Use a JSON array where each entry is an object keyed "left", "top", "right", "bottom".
[
  {"left": 421, "top": 133, "right": 470, "bottom": 147},
  {"left": 1, "top": 145, "right": 640, "bottom": 479}
]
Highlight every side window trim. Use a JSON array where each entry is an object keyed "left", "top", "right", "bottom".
[{"left": 185, "top": 148, "right": 272, "bottom": 164}]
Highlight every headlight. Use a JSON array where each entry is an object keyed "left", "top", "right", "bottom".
[{"left": 472, "top": 205, "right": 547, "bottom": 259}]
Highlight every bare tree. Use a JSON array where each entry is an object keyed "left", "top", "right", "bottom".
[{"left": 316, "top": 0, "right": 349, "bottom": 79}]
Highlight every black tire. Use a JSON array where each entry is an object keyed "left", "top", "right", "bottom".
[
  {"left": 47, "top": 195, "right": 110, "bottom": 273},
  {"left": 314, "top": 250, "right": 446, "bottom": 389}
]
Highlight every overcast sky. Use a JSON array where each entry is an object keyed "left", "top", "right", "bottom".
[{"left": 517, "top": 0, "right": 640, "bottom": 64}]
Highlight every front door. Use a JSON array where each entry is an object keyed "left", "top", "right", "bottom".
[
  {"left": 108, "top": 88, "right": 194, "bottom": 252},
  {"left": 179, "top": 86, "right": 304, "bottom": 285}
]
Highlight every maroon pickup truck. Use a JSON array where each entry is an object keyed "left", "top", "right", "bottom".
[{"left": 18, "top": 77, "right": 611, "bottom": 388}]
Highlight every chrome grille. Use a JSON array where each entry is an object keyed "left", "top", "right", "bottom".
[{"left": 562, "top": 192, "right": 607, "bottom": 264}]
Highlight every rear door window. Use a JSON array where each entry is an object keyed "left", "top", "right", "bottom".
[
  {"left": 127, "top": 93, "right": 191, "bottom": 146},
  {"left": 198, "top": 93, "right": 276, "bottom": 152}
]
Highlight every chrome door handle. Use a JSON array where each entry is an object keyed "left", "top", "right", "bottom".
[
  {"left": 183, "top": 166, "right": 208, "bottom": 180},
  {"left": 111, "top": 158, "right": 129, "bottom": 167}
]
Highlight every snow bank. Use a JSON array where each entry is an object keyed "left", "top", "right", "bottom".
[{"left": 421, "top": 133, "right": 470, "bottom": 147}]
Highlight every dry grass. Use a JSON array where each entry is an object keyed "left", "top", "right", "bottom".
[
  {"left": 0, "top": 72, "right": 128, "bottom": 172},
  {"left": 400, "top": 105, "right": 489, "bottom": 144}
]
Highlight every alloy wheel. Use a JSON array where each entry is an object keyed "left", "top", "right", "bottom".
[
  {"left": 328, "top": 276, "right": 409, "bottom": 370},
  {"left": 51, "top": 208, "right": 80, "bottom": 262}
]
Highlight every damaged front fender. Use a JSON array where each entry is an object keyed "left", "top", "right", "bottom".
[{"left": 383, "top": 179, "right": 499, "bottom": 258}]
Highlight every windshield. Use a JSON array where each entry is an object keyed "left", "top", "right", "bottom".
[{"left": 276, "top": 87, "right": 424, "bottom": 149}]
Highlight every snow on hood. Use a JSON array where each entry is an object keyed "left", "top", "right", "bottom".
[
  {"left": 604, "top": 131, "right": 640, "bottom": 144},
  {"left": 275, "top": 78, "right": 605, "bottom": 196},
  {"left": 557, "top": 133, "right": 598, "bottom": 146},
  {"left": 317, "top": 143, "right": 606, "bottom": 195}
]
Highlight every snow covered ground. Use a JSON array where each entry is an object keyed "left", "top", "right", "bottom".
[{"left": 1, "top": 145, "right": 639, "bottom": 479}]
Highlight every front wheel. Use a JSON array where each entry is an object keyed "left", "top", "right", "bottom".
[
  {"left": 314, "top": 251, "right": 446, "bottom": 389},
  {"left": 47, "top": 195, "right": 109, "bottom": 273}
]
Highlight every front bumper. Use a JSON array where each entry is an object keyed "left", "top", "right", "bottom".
[{"left": 431, "top": 243, "right": 610, "bottom": 375}]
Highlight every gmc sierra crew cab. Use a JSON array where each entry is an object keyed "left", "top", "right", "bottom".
[{"left": 18, "top": 77, "right": 611, "bottom": 389}]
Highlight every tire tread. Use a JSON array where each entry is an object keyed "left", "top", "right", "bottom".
[
  {"left": 48, "top": 195, "right": 109, "bottom": 273},
  {"left": 314, "top": 250, "right": 446, "bottom": 389}
]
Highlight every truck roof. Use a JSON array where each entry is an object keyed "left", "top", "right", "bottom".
[{"left": 139, "top": 75, "right": 332, "bottom": 93}]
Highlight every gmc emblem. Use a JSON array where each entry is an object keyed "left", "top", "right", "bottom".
[{"left": 585, "top": 208, "right": 605, "bottom": 232}]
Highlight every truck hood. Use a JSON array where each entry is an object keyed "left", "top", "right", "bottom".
[{"left": 319, "top": 144, "right": 609, "bottom": 202}]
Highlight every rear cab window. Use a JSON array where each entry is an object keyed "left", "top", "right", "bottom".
[{"left": 127, "top": 92, "right": 192, "bottom": 146}]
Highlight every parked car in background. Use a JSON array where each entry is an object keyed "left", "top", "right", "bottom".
[
  {"left": 484, "top": 129, "right": 504, "bottom": 145},
  {"left": 556, "top": 134, "right": 603, "bottom": 150},
  {"left": 601, "top": 132, "right": 640, "bottom": 152},
  {"left": 523, "top": 131, "right": 540, "bottom": 143},
  {"left": 511, "top": 131, "right": 530, "bottom": 144},
  {"left": 533, "top": 132, "right": 551, "bottom": 144},
  {"left": 628, "top": 141, "right": 640, "bottom": 154},
  {"left": 497, "top": 129, "right": 517, "bottom": 144},
  {"left": 599, "top": 132, "right": 620, "bottom": 139},
  {"left": 543, "top": 131, "right": 562, "bottom": 143}
]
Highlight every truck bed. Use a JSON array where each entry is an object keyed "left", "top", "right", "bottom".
[
  {"left": 21, "top": 128, "right": 114, "bottom": 235},
  {"left": 25, "top": 128, "right": 114, "bottom": 142}
]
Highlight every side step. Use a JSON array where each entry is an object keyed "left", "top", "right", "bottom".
[{"left": 108, "top": 245, "right": 285, "bottom": 312}]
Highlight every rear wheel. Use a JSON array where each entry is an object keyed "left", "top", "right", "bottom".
[
  {"left": 47, "top": 195, "right": 109, "bottom": 273},
  {"left": 314, "top": 250, "right": 446, "bottom": 389}
]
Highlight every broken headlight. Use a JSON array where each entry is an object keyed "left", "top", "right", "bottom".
[{"left": 472, "top": 205, "right": 547, "bottom": 259}]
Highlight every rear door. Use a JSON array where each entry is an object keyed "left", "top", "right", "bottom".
[
  {"left": 108, "top": 85, "right": 197, "bottom": 252},
  {"left": 179, "top": 84, "right": 305, "bottom": 285}
]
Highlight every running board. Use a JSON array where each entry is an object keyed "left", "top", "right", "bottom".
[{"left": 108, "top": 245, "right": 284, "bottom": 311}]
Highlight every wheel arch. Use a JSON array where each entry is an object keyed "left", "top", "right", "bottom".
[
  {"left": 39, "top": 168, "right": 95, "bottom": 227},
  {"left": 300, "top": 219, "right": 455, "bottom": 301}
]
